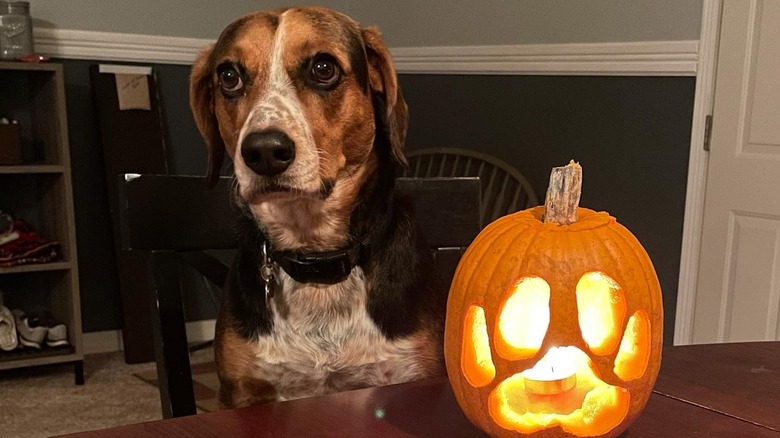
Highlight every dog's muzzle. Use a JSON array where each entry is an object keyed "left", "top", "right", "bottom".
[{"left": 241, "top": 129, "right": 295, "bottom": 176}]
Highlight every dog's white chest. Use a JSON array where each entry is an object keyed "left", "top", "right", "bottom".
[{"left": 249, "top": 268, "right": 427, "bottom": 400}]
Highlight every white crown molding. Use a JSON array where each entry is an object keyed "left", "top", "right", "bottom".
[
  {"left": 34, "top": 28, "right": 698, "bottom": 76},
  {"left": 391, "top": 40, "right": 698, "bottom": 76},
  {"left": 33, "top": 28, "right": 208, "bottom": 65}
]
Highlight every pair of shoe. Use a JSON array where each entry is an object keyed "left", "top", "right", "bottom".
[
  {"left": 13, "top": 309, "right": 68, "bottom": 349},
  {"left": 0, "top": 305, "right": 17, "bottom": 351}
]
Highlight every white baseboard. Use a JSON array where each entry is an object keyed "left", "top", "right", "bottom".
[
  {"left": 184, "top": 319, "right": 216, "bottom": 344},
  {"left": 82, "top": 329, "right": 124, "bottom": 355},
  {"left": 83, "top": 319, "right": 216, "bottom": 355},
  {"left": 33, "top": 27, "right": 697, "bottom": 76}
]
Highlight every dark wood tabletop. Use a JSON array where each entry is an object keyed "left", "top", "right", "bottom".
[{"left": 58, "top": 342, "right": 780, "bottom": 438}]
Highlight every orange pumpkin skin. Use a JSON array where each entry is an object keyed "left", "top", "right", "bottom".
[{"left": 445, "top": 207, "right": 663, "bottom": 438}]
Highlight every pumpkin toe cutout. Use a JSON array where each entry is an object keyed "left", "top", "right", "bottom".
[
  {"left": 488, "top": 347, "right": 630, "bottom": 436},
  {"left": 614, "top": 310, "right": 651, "bottom": 381},
  {"left": 462, "top": 305, "right": 496, "bottom": 387},
  {"left": 495, "top": 277, "right": 550, "bottom": 360},
  {"left": 576, "top": 272, "right": 627, "bottom": 356}
]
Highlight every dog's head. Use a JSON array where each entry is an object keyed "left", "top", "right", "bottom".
[{"left": 190, "top": 7, "right": 407, "bottom": 249}]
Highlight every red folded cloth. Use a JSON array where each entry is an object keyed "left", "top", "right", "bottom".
[{"left": 0, "top": 219, "right": 61, "bottom": 268}]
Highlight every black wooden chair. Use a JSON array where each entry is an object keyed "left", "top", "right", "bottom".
[
  {"left": 403, "top": 147, "right": 539, "bottom": 225},
  {"left": 118, "top": 174, "right": 482, "bottom": 418}
]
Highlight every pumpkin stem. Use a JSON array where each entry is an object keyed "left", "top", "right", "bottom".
[{"left": 543, "top": 160, "right": 582, "bottom": 225}]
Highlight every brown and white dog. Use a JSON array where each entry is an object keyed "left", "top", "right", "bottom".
[{"left": 189, "top": 6, "right": 447, "bottom": 408}]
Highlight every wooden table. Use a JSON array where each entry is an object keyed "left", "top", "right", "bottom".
[{"left": 58, "top": 342, "right": 780, "bottom": 437}]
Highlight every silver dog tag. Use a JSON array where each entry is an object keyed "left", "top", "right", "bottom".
[{"left": 260, "top": 241, "right": 276, "bottom": 308}]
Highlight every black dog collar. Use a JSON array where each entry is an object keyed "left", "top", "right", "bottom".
[{"left": 270, "top": 243, "right": 362, "bottom": 284}]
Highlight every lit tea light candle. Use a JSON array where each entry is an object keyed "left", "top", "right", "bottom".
[{"left": 523, "top": 358, "right": 577, "bottom": 395}]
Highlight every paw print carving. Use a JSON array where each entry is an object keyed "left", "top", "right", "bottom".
[{"left": 452, "top": 268, "right": 662, "bottom": 437}]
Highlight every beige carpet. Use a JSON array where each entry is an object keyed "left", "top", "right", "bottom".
[
  {"left": 0, "top": 347, "right": 215, "bottom": 438},
  {"left": 132, "top": 359, "right": 220, "bottom": 413},
  {"left": 0, "top": 352, "right": 161, "bottom": 438}
]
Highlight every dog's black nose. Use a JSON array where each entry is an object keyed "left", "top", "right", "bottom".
[{"left": 241, "top": 130, "right": 295, "bottom": 176}]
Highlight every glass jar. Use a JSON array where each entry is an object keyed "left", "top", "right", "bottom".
[{"left": 0, "top": 1, "right": 34, "bottom": 60}]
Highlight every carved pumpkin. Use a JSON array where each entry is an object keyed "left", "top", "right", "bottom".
[{"left": 445, "top": 163, "right": 663, "bottom": 437}]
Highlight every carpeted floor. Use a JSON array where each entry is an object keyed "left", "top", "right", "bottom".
[
  {"left": 132, "top": 356, "right": 220, "bottom": 413},
  {"left": 0, "top": 347, "right": 215, "bottom": 438}
]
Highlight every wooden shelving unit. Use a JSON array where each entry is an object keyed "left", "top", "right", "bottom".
[
  {"left": 0, "top": 61, "right": 84, "bottom": 383},
  {"left": 0, "top": 164, "right": 66, "bottom": 174}
]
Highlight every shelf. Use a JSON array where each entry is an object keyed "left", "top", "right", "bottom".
[
  {"left": 0, "top": 345, "right": 77, "bottom": 371},
  {"left": 0, "top": 165, "right": 65, "bottom": 174},
  {"left": 0, "top": 261, "right": 71, "bottom": 275},
  {"left": 0, "top": 61, "right": 83, "bottom": 382},
  {"left": 0, "top": 61, "right": 61, "bottom": 72}
]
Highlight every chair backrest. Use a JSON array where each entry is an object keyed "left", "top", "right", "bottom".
[
  {"left": 403, "top": 147, "right": 539, "bottom": 225},
  {"left": 119, "top": 175, "right": 481, "bottom": 252},
  {"left": 119, "top": 174, "right": 237, "bottom": 251},
  {"left": 117, "top": 173, "right": 481, "bottom": 418}
]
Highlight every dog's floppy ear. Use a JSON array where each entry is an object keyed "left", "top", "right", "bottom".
[
  {"left": 362, "top": 27, "right": 408, "bottom": 168},
  {"left": 189, "top": 44, "right": 225, "bottom": 188}
]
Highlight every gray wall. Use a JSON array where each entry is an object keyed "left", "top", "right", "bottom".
[
  {"left": 62, "top": 60, "right": 213, "bottom": 333},
  {"left": 63, "top": 61, "right": 693, "bottom": 348},
  {"left": 31, "top": 0, "right": 702, "bottom": 45},
  {"left": 401, "top": 75, "right": 694, "bottom": 347},
  {"left": 45, "top": 1, "right": 702, "bottom": 348}
]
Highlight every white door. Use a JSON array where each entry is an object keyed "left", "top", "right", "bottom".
[{"left": 692, "top": 0, "right": 780, "bottom": 343}]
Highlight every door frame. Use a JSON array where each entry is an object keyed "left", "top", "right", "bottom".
[{"left": 674, "top": 0, "right": 723, "bottom": 345}]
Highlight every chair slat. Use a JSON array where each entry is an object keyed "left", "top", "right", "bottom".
[
  {"left": 480, "top": 165, "right": 497, "bottom": 223},
  {"left": 508, "top": 184, "right": 522, "bottom": 212},
  {"left": 492, "top": 172, "right": 511, "bottom": 223},
  {"left": 436, "top": 154, "right": 447, "bottom": 177},
  {"left": 450, "top": 155, "right": 461, "bottom": 177},
  {"left": 464, "top": 157, "right": 473, "bottom": 175},
  {"left": 412, "top": 157, "right": 422, "bottom": 176}
]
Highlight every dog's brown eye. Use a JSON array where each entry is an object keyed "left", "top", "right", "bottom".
[
  {"left": 309, "top": 56, "right": 340, "bottom": 87},
  {"left": 218, "top": 67, "right": 243, "bottom": 93}
]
